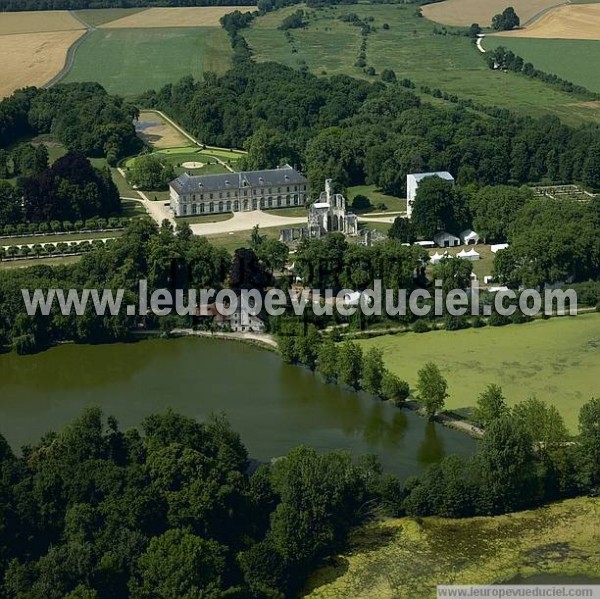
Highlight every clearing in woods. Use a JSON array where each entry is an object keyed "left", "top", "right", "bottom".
[
  {"left": 135, "top": 111, "right": 193, "bottom": 149},
  {"left": 494, "top": 3, "right": 600, "bottom": 39},
  {"left": 0, "top": 30, "right": 85, "bottom": 99},
  {"left": 99, "top": 6, "right": 255, "bottom": 29},
  {"left": 422, "top": 0, "right": 564, "bottom": 27}
]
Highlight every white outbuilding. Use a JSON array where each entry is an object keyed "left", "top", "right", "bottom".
[
  {"left": 434, "top": 231, "right": 461, "bottom": 248},
  {"left": 406, "top": 171, "right": 454, "bottom": 218}
]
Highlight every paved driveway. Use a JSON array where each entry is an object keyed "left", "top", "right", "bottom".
[{"left": 190, "top": 210, "right": 307, "bottom": 236}]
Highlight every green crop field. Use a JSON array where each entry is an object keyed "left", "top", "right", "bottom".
[
  {"left": 74, "top": 8, "right": 148, "bottom": 28},
  {"left": 62, "top": 27, "right": 232, "bottom": 96},
  {"left": 358, "top": 313, "right": 600, "bottom": 432},
  {"left": 484, "top": 37, "right": 600, "bottom": 93},
  {"left": 245, "top": 4, "right": 600, "bottom": 126}
]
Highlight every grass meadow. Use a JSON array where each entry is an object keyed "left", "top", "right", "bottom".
[
  {"left": 63, "top": 26, "right": 232, "bottom": 96},
  {"left": 358, "top": 313, "right": 600, "bottom": 432},
  {"left": 484, "top": 36, "right": 600, "bottom": 93},
  {"left": 245, "top": 4, "right": 600, "bottom": 126},
  {"left": 306, "top": 497, "right": 600, "bottom": 598}
]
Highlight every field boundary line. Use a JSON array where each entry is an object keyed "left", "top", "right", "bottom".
[
  {"left": 521, "top": 0, "right": 569, "bottom": 27},
  {"left": 67, "top": 9, "right": 96, "bottom": 31},
  {"left": 43, "top": 16, "right": 92, "bottom": 89}
]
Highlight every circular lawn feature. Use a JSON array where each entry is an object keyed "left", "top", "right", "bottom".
[{"left": 181, "top": 161, "right": 205, "bottom": 169}]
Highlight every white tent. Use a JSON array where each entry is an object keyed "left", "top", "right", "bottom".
[
  {"left": 430, "top": 251, "right": 445, "bottom": 264},
  {"left": 460, "top": 229, "right": 480, "bottom": 245},
  {"left": 434, "top": 231, "right": 461, "bottom": 248},
  {"left": 456, "top": 249, "right": 469, "bottom": 259},
  {"left": 490, "top": 243, "right": 509, "bottom": 253},
  {"left": 463, "top": 248, "right": 480, "bottom": 261}
]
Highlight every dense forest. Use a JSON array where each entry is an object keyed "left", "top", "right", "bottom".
[
  {"left": 139, "top": 62, "right": 600, "bottom": 197},
  {"left": 0, "top": 83, "right": 141, "bottom": 164},
  {"left": 0, "top": 407, "right": 400, "bottom": 598},
  {"left": 1, "top": 151, "right": 120, "bottom": 224},
  {"left": 0, "top": 395, "right": 597, "bottom": 598}
]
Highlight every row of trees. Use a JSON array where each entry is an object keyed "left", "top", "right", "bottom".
[
  {"left": 0, "top": 238, "right": 110, "bottom": 261},
  {"left": 488, "top": 46, "right": 599, "bottom": 99},
  {"left": 0, "top": 216, "right": 130, "bottom": 238},
  {"left": 405, "top": 395, "right": 600, "bottom": 517}
]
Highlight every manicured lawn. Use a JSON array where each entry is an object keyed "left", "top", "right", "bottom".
[
  {"left": 484, "top": 36, "right": 600, "bottom": 93},
  {"left": 306, "top": 497, "right": 600, "bottom": 598},
  {"left": 357, "top": 221, "right": 391, "bottom": 235},
  {"left": 245, "top": 4, "right": 600, "bottom": 126},
  {"left": 264, "top": 206, "right": 308, "bottom": 217},
  {"left": 358, "top": 313, "right": 600, "bottom": 432},
  {"left": 121, "top": 199, "right": 147, "bottom": 218},
  {"left": 347, "top": 185, "right": 407, "bottom": 213},
  {"left": 204, "top": 226, "right": 282, "bottom": 253},
  {"left": 62, "top": 26, "right": 232, "bottom": 96}
]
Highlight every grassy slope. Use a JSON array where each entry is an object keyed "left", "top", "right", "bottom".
[
  {"left": 358, "top": 313, "right": 600, "bottom": 432},
  {"left": 305, "top": 497, "right": 600, "bottom": 598},
  {"left": 245, "top": 4, "right": 600, "bottom": 126},
  {"left": 63, "top": 27, "right": 232, "bottom": 96},
  {"left": 484, "top": 36, "right": 600, "bottom": 93}
]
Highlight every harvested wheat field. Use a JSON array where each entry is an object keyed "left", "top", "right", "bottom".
[
  {"left": 422, "top": 0, "right": 564, "bottom": 27},
  {"left": 494, "top": 4, "right": 600, "bottom": 39},
  {"left": 100, "top": 6, "right": 255, "bottom": 29},
  {"left": 0, "top": 30, "right": 84, "bottom": 98},
  {"left": 0, "top": 10, "right": 84, "bottom": 35}
]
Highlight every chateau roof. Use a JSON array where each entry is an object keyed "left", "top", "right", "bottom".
[{"left": 170, "top": 164, "right": 307, "bottom": 194}]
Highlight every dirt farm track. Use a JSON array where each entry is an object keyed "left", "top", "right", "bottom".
[
  {"left": 494, "top": 4, "right": 600, "bottom": 40},
  {"left": 422, "top": 0, "right": 565, "bottom": 27}
]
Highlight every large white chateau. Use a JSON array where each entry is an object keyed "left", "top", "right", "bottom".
[{"left": 169, "top": 164, "right": 308, "bottom": 217}]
